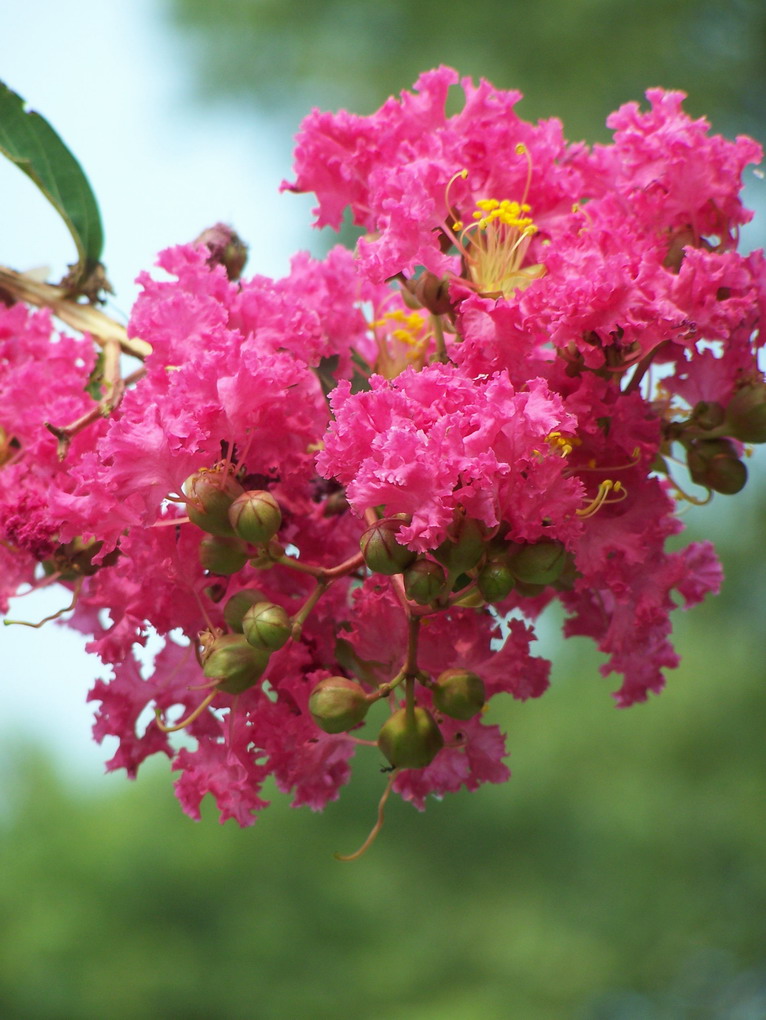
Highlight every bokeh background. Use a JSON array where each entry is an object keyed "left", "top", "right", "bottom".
[{"left": 2, "top": 1, "right": 765, "bottom": 1017}]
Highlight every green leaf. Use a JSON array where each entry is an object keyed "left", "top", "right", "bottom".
[{"left": 0, "top": 81, "right": 104, "bottom": 287}]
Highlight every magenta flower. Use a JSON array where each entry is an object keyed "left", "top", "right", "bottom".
[{"left": 3, "top": 69, "right": 764, "bottom": 854}]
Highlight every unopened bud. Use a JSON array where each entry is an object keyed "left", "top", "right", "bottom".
[
  {"left": 477, "top": 558, "right": 515, "bottom": 602},
  {"left": 360, "top": 518, "right": 417, "bottom": 575},
  {"left": 223, "top": 588, "right": 268, "bottom": 632},
  {"left": 48, "top": 537, "right": 120, "bottom": 580},
  {"left": 378, "top": 706, "right": 444, "bottom": 769},
  {"left": 184, "top": 470, "right": 245, "bottom": 536},
  {"left": 309, "top": 676, "right": 371, "bottom": 733},
  {"left": 725, "top": 382, "right": 766, "bottom": 444},
  {"left": 199, "top": 534, "right": 249, "bottom": 575},
  {"left": 432, "top": 668, "right": 486, "bottom": 720},
  {"left": 687, "top": 438, "right": 747, "bottom": 494},
  {"left": 403, "top": 559, "right": 449, "bottom": 605},
  {"left": 194, "top": 222, "right": 248, "bottom": 280},
  {"left": 228, "top": 490, "right": 282, "bottom": 545},
  {"left": 242, "top": 601, "right": 291, "bottom": 651},
  {"left": 204, "top": 582, "right": 227, "bottom": 604},
  {"left": 509, "top": 539, "right": 567, "bottom": 586},
  {"left": 433, "top": 512, "right": 487, "bottom": 573},
  {"left": 691, "top": 400, "right": 726, "bottom": 431},
  {"left": 202, "top": 634, "right": 270, "bottom": 694}
]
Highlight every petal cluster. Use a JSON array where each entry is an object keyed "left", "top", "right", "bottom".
[{"left": 2, "top": 69, "right": 764, "bottom": 842}]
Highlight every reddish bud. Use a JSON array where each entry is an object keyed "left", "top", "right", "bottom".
[
  {"left": 184, "top": 470, "right": 245, "bottom": 536},
  {"left": 193, "top": 223, "right": 248, "bottom": 280},
  {"left": 308, "top": 677, "right": 371, "bottom": 733},
  {"left": 228, "top": 490, "right": 282, "bottom": 545},
  {"left": 377, "top": 706, "right": 444, "bottom": 769}
]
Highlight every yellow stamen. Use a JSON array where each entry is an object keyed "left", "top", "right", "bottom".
[
  {"left": 371, "top": 308, "right": 432, "bottom": 378},
  {"left": 546, "top": 431, "right": 579, "bottom": 457},
  {"left": 576, "top": 479, "right": 626, "bottom": 518}
]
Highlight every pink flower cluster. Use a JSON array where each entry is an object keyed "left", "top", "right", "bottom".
[{"left": 2, "top": 68, "right": 764, "bottom": 843}]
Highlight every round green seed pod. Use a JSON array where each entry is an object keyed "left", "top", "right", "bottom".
[
  {"left": 308, "top": 677, "right": 371, "bottom": 734},
  {"left": 403, "top": 559, "right": 449, "bottom": 605},
  {"left": 432, "top": 514, "right": 487, "bottom": 573},
  {"left": 223, "top": 588, "right": 268, "bottom": 632},
  {"left": 202, "top": 634, "right": 270, "bottom": 694},
  {"left": 687, "top": 438, "right": 747, "bottom": 494},
  {"left": 228, "top": 490, "right": 282, "bottom": 545},
  {"left": 199, "top": 534, "right": 249, "bottom": 575},
  {"left": 242, "top": 601, "right": 291, "bottom": 652},
  {"left": 725, "top": 382, "right": 766, "bottom": 444},
  {"left": 432, "top": 669, "right": 486, "bottom": 720},
  {"left": 509, "top": 539, "right": 567, "bottom": 586},
  {"left": 184, "top": 470, "right": 245, "bottom": 536},
  {"left": 477, "top": 558, "right": 516, "bottom": 602},
  {"left": 691, "top": 400, "right": 726, "bottom": 431},
  {"left": 360, "top": 519, "right": 417, "bottom": 575},
  {"left": 377, "top": 706, "right": 444, "bottom": 769}
]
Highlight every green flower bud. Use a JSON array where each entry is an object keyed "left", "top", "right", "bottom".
[
  {"left": 46, "top": 537, "right": 120, "bottom": 580},
  {"left": 242, "top": 601, "right": 291, "bottom": 651},
  {"left": 432, "top": 668, "right": 486, "bottom": 720},
  {"left": 432, "top": 512, "right": 487, "bottom": 573},
  {"left": 228, "top": 489, "right": 282, "bottom": 545},
  {"left": 309, "top": 676, "right": 371, "bottom": 733},
  {"left": 477, "top": 558, "right": 516, "bottom": 602},
  {"left": 509, "top": 539, "right": 567, "bottom": 586},
  {"left": 360, "top": 519, "right": 417, "bottom": 575},
  {"left": 691, "top": 400, "right": 726, "bottom": 431},
  {"left": 202, "top": 634, "right": 270, "bottom": 694},
  {"left": 687, "top": 438, "right": 747, "bottom": 494},
  {"left": 223, "top": 588, "right": 267, "bottom": 632},
  {"left": 403, "top": 559, "right": 449, "bottom": 605},
  {"left": 725, "top": 382, "right": 766, "bottom": 444},
  {"left": 184, "top": 470, "right": 245, "bottom": 536},
  {"left": 378, "top": 706, "right": 444, "bottom": 769},
  {"left": 199, "top": 534, "right": 249, "bottom": 575}
]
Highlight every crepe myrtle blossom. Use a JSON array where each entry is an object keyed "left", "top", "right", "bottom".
[{"left": 2, "top": 72, "right": 765, "bottom": 857}]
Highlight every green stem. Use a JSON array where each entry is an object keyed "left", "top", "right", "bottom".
[{"left": 290, "top": 580, "right": 329, "bottom": 640}]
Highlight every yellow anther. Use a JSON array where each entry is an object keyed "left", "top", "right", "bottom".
[
  {"left": 546, "top": 431, "right": 577, "bottom": 457},
  {"left": 370, "top": 307, "right": 432, "bottom": 378}
]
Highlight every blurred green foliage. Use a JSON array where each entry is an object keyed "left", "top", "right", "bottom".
[{"left": 165, "top": 0, "right": 766, "bottom": 139}]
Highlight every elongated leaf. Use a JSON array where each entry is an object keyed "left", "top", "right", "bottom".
[{"left": 0, "top": 81, "right": 104, "bottom": 285}]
